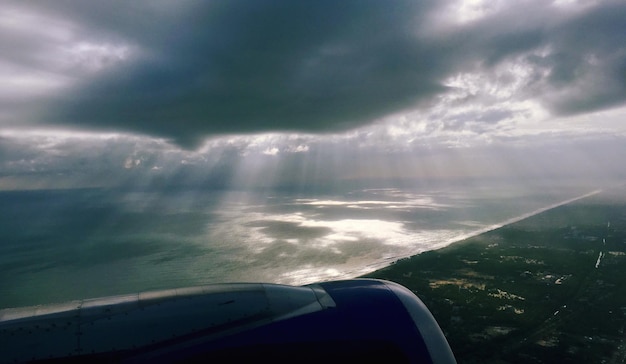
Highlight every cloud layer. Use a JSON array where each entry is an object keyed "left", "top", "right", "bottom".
[{"left": 2, "top": 0, "right": 626, "bottom": 147}]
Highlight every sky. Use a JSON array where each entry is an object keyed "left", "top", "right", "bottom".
[{"left": 1, "top": 0, "right": 626, "bottom": 191}]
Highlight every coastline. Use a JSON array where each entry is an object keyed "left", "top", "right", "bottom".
[
  {"left": 357, "top": 189, "right": 603, "bottom": 278},
  {"left": 363, "top": 187, "right": 626, "bottom": 363}
]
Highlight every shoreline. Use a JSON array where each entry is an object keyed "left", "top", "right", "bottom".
[
  {"left": 362, "top": 187, "right": 625, "bottom": 363},
  {"left": 357, "top": 188, "right": 603, "bottom": 278}
]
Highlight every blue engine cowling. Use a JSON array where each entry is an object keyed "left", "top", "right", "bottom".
[{"left": 0, "top": 279, "right": 455, "bottom": 363}]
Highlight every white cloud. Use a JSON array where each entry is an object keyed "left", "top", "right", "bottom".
[
  {"left": 262, "top": 147, "right": 280, "bottom": 156},
  {"left": 290, "top": 144, "right": 310, "bottom": 153},
  {"left": 62, "top": 42, "right": 133, "bottom": 73},
  {"left": 448, "top": 0, "right": 506, "bottom": 24}
]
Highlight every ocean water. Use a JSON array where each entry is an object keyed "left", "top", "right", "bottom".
[{"left": 0, "top": 182, "right": 595, "bottom": 308}]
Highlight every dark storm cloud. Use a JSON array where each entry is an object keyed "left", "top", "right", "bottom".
[
  {"left": 4, "top": 1, "right": 626, "bottom": 148},
  {"left": 41, "top": 0, "right": 448, "bottom": 147}
]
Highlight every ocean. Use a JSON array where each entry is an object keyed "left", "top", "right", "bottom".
[{"left": 0, "top": 181, "right": 597, "bottom": 308}]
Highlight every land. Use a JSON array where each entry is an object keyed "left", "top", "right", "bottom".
[{"left": 365, "top": 188, "right": 626, "bottom": 363}]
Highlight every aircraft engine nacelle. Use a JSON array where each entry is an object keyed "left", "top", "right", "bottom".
[{"left": 0, "top": 279, "right": 455, "bottom": 363}]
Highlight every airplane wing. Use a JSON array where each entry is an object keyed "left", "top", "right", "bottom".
[{"left": 0, "top": 279, "right": 455, "bottom": 363}]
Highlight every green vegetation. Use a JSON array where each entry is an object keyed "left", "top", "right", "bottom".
[{"left": 365, "top": 190, "right": 626, "bottom": 363}]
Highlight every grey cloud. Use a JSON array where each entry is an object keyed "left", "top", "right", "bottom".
[
  {"left": 428, "top": 1, "right": 626, "bottom": 116},
  {"left": 440, "top": 109, "right": 516, "bottom": 131},
  {"left": 0, "top": 132, "right": 253, "bottom": 190},
  {"left": 40, "top": 0, "right": 449, "bottom": 147},
  {"left": 551, "top": 3, "right": 626, "bottom": 115},
  {"left": 4, "top": 1, "right": 626, "bottom": 148},
  {"left": 535, "top": 2, "right": 626, "bottom": 115},
  {"left": 504, "top": 2, "right": 626, "bottom": 115}
]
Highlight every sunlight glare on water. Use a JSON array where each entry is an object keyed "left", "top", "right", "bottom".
[{"left": 0, "top": 182, "right": 596, "bottom": 307}]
